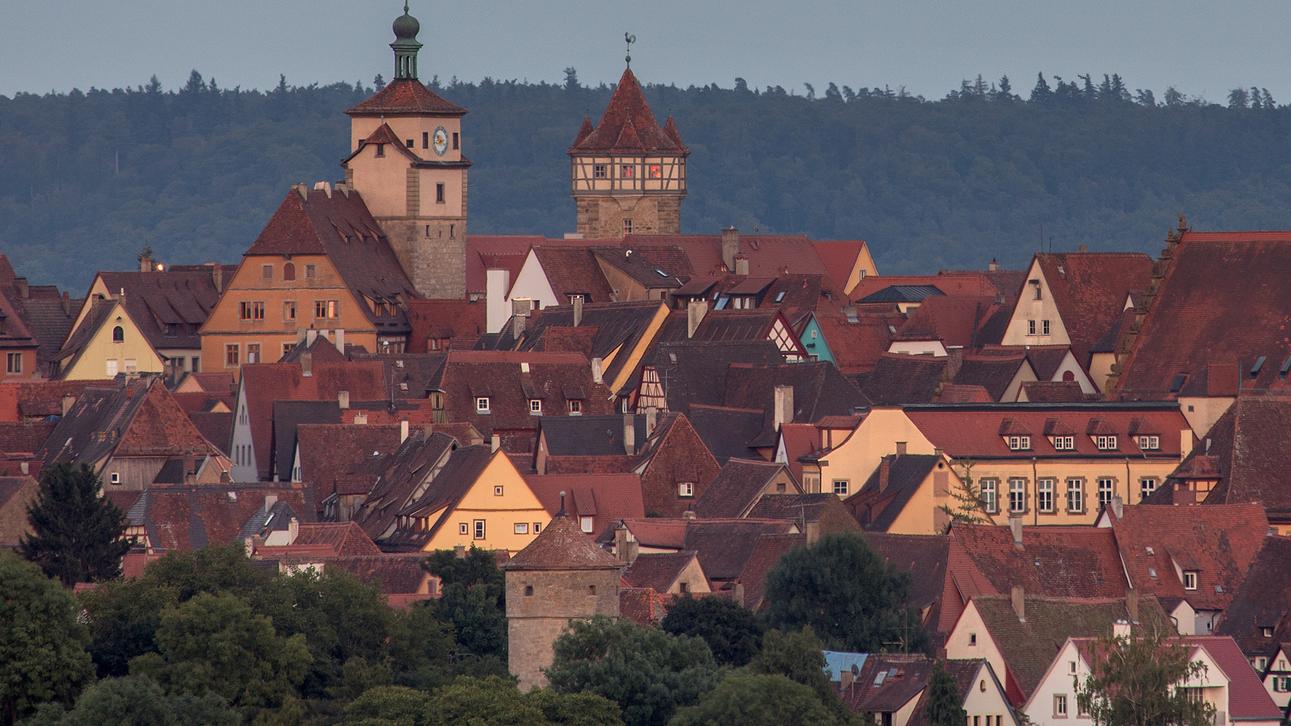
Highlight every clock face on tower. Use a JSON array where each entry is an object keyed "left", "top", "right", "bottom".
[{"left": 432, "top": 127, "right": 449, "bottom": 156}]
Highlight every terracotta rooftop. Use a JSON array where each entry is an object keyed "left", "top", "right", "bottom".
[
  {"left": 504, "top": 514, "right": 623, "bottom": 571},
  {"left": 1216, "top": 536, "right": 1291, "bottom": 660},
  {"left": 346, "top": 77, "right": 467, "bottom": 116},
  {"left": 524, "top": 472, "right": 645, "bottom": 538},
  {"left": 856, "top": 354, "right": 948, "bottom": 405},
  {"left": 692, "top": 459, "right": 795, "bottom": 519},
  {"left": 1031, "top": 252, "right": 1153, "bottom": 364},
  {"left": 569, "top": 68, "right": 686, "bottom": 155},
  {"left": 622, "top": 550, "right": 698, "bottom": 592}
]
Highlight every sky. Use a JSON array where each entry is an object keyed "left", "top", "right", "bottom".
[{"left": 3, "top": 1, "right": 1291, "bottom": 101}]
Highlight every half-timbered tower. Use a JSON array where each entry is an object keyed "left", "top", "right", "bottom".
[{"left": 569, "top": 68, "right": 688, "bottom": 239}]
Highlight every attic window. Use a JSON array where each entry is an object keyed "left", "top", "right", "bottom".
[
  {"left": 678, "top": 482, "right": 695, "bottom": 498},
  {"left": 1052, "top": 435, "right": 1075, "bottom": 451},
  {"left": 1137, "top": 435, "right": 1160, "bottom": 451},
  {"left": 1095, "top": 435, "right": 1118, "bottom": 451},
  {"left": 375, "top": 144, "right": 385, "bottom": 158},
  {"left": 475, "top": 397, "right": 491, "bottom": 414},
  {"left": 567, "top": 400, "right": 582, "bottom": 415},
  {"left": 1006, "top": 435, "right": 1031, "bottom": 451},
  {"left": 529, "top": 399, "right": 542, "bottom": 415},
  {"left": 109, "top": 472, "right": 121, "bottom": 485},
  {"left": 1263, "top": 627, "right": 1275, "bottom": 638},
  {"left": 1183, "top": 570, "right": 1198, "bottom": 591},
  {"left": 112, "top": 326, "right": 125, "bottom": 343},
  {"left": 580, "top": 516, "right": 594, "bottom": 533},
  {"left": 494, "top": 485, "right": 504, "bottom": 496}
]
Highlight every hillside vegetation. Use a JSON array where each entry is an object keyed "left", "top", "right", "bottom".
[{"left": 3, "top": 71, "right": 1291, "bottom": 290}]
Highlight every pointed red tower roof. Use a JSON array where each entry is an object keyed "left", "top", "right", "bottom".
[{"left": 569, "top": 68, "right": 687, "bottom": 155}]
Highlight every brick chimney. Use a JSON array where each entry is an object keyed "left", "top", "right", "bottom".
[
  {"left": 591, "top": 357, "right": 604, "bottom": 385},
  {"left": 623, "top": 413, "right": 636, "bottom": 456},
  {"left": 1011, "top": 585, "right": 1026, "bottom": 622},
  {"left": 773, "top": 384, "right": 794, "bottom": 431},
  {"left": 400, "top": 420, "right": 410, "bottom": 443},
  {"left": 721, "top": 227, "right": 740, "bottom": 271}
]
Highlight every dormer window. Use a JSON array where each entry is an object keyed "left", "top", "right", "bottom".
[
  {"left": 529, "top": 399, "right": 542, "bottom": 415},
  {"left": 1007, "top": 435, "right": 1031, "bottom": 451},
  {"left": 1095, "top": 435, "right": 1118, "bottom": 451},
  {"left": 1183, "top": 570, "right": 1198, "bottom": 591},
  {"left": 475, "top": 396, "right": 491, "bottom": 414},
  {"left": 1053, "top": 435, "right": 1075, "bottom": 451},
  {"left": 1137, "top": 435, "right": 1160, "bottom": 451},
  {"left": 1262, "top": 627, "right": 1275, "bottom": 638},
  {"left": 567, "top": 400, "right": 582, "bottom": 415}
]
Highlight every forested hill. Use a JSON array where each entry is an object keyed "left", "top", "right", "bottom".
[{"left": 4, "top": 71, "right": 1291, "bottom": 290}]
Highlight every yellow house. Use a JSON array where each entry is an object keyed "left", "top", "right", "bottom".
[
  {"left": 385, "top": 445, "right": 550, "bottom": 554},
  {"left": 842, "top": 452, "right": 964, "bottom": 535},
  {"left": 55, "top": 298, "right": 165, "bottom": 379},
  {"left": 804, "top": 403, "right": 1193, "bottom": 526}
]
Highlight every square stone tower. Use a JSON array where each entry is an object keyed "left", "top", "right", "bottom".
[
  {"left": 344, "top": 4, "right": 469, "bottom": 299},
  {"left": 569, "top": 67, "right": 688, "bottom": 239},
  {"left": 503, "top": 513, "right": 624, "bottom": 690}
]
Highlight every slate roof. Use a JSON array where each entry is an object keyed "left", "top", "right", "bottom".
[
  {"left": 569, "top": 68, "right": 686, "bottom": 155},
  {"left": 973, "top": 594, "right": 1169, "bottom": 700},
  {"left": 1215, "top": 536, "right": 1291, "bottom": 659},
  {"left": 243, "top": 188, "right": 417, "bottom": 332},
  {"left": 524, "top": 473, "right": 645, "bottom": 538},
  {"left": 722, "top": 361, "right": 871, "bottom": 442},
  {"left": 859, "top": 284, "right": 945, "bottom": 304},
  {"left": 856, "top": 354, "right": 948, "bottom": 405},
  {"left": 1032, "top": 252, "right": 1153, "bottom": 363},
  {"left": 623, "top": 550, "right": 698, "bottom": 592},
  {"left": 270, "top": 400, "right": 341, "bottom": 482},
  {"left": 1103, "top": 503, "right": 1268, "bottom": 612},
  {"left": 692, "top": 459, "right": 794, "bottom": 519},
  {"left": 95, "top": 265, "right": 232, "bottom": 350},
  {"left": 844, "top": 454, "right": 941, "bottom": 531},
  {"left": 129, "top": 483, "right": 315, "bottom": 552},
  {"left": 685, "top": 404, "right": 764, "bottom": 463},
  {"left": 504, "top": 514, "right": 623, "bottom": 571},
  {"left": 346, "top": 77, "right": 468, "bottom": 116}
]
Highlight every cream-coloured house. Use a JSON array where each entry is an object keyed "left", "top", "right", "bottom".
[
  {"left": 1023, "top": 635, "right": 1282, "bottom": 726},
  {"left": 55, "top": 298, "right": 165, "bottom": 380}
]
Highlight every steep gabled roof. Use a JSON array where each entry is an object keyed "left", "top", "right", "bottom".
[
  {"left": 131, "top": 483, "right": 315, "bottom": 552},
  {"left": 856, "top": 354, "right": 948, "bottom": 405},
  {"left": 637, "top": 339, "right": 784, "bottom": 412},
  {"left": 861, "top": 532, "right": 949, "bottom": 616},
  {"left": 844, "top": 454, "right": 941, "bottom": 531},
  {"left": 384, "top": 445, "right": 496, "bottom": 547},
  {"left": 623, "top": 550, "right": 699, "bottom": 592},
  {"left": 352, "top": 430, "right": 458, "bottom": 540},
  {"left": 346, "top": 77, "right": 467, "bottom": 116},
  {"left": 1216, "top": 536, "right": 1291, "bottom": 659},
  {"left": 692, "top": 459, "right": 795, "bottom": 518},
  {"left": 1163, "top": 396, "right": 1291, "bottom": 516},
  {"left": 270, "top": 400, "right": 341, "bottom": 483},
  {"left": 525, "top": 472, "right": 644, "bottom": 538},
  {"left": 569, "top": 68, "right": 686, "bottom": 155},
  {"left": 951, "top": 353, "right": 1029, "bottom": 401},
  {"left": 295, "top": 423, "right": 402, "bottom": 502},
  {"left": 1032, "top": 252, "right": 1152, "bottom": 363},
  {"left": 96, "top": 265, "right": 232, "bottom": 350}
]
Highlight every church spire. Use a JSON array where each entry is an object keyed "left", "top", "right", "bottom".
[{"left": 391, "top": 2, "right": 422, "bottom": 80}]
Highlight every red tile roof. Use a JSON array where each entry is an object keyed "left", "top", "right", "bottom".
[
  {"left": 857, "top": 354, "right": 948, "bottom": 405},
  {"left": 524, "top": 472, "right": 645, "bottom": 538},
  {"left": 406, "top": 299, "right": 485, "bottom": 352},
  {"left": 815, "top": 314, "right": 900, "bottom": 374},
  {"left": 623, "top": 550, "right": 698, "bottom": 592},
  {"left": 1030, "top": 252, "right": 1151, "bottom": 363},
  {"left": 504, "top": 514, "right": 623, "bottom": 571},
  {"left": 850, "top": 273, "right": 1001, "bottom": 302},
  {"left": 296, "top": 423, "right": 403, "bottom": 502},
  {"left": 734, "top": 532, "right": 805, "bottom": 610},
  {"left": 569, "top": 69, "right": 686, "bottom": 155},
  {"left": 1215, "top": 536, "right": 1291, "bottom": 659},
  {"left": 96, "top": 265, "right": 233, "bottom": 350},
  {"left": 133, "top": 483, "right": 315, "bottom": 552},
  {"left": 897, "top": 295, "right": 1001, "bottom": 348},
  {"left": 346, "top": 78, "right": 467, "bottom": 116}
]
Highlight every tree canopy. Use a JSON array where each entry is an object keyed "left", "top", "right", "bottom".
[
  {"left": 668, "top": 673, "right": 838, "bottom": 726},
  {"left": 1075, "top": 628, "right": 1217, "bottom": 726},
  {"left": 659, "top": 595, "right": 763, "bottom": 666},
  {"left": 19, "top": 463, "right": 131, "bottom": 586}
]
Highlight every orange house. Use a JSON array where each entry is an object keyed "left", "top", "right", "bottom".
[{"left": 200, "top": 185, "right": 417, "bottom": 377}]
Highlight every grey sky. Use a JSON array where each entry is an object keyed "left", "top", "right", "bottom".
[{"left": 2, "top": 1, "right": 1289, "bottom": 101}]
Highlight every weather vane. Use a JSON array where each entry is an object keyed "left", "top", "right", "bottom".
[{"left": 625, "top": 32, "right": 636, "bottom": 68}]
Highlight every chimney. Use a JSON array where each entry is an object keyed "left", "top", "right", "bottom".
[
  {"left": 400, "top": 419, "right": 410, "bottom": 443},
  {"left": 734, "top": 255, "right": 749, "bottom": 276},
  {"left": 490, "top": 433, "right": 500, "bottom": 453},
  {"left": 1127, "top": 588, "right": 1140, "bottom": 622},
  {"left": 337, "top": 390, "right": 350, "bottom": 409},
  {"left": 623, "top": 413, "right": 636, "bottom": 456},
  {"left": 721, "top": 226, "right": 740, "bottom": 271},
  {"left": 988, "top": 258, "right": 1000, "bottom": 272},
  {"left": 1180, "top": 429, "right": 1194, "bottom": 459},
  {"left": 353, "top": 412, "right": 368, "bottom": 425},
  {"left": 614, "top": 524, "right": 640, "bottom": 565},
  {"left": 1009, "top": 516, "right": 1023, "bottom": 547},
  {"left": 591, "top": 357, "right": 604, "bottom": 385},
  {"left": 287, "top": 516, "right": 299, "bottom": 543},
  {"left": 511, "top": 313, "right": 526, "bottom": 340},
  {"left": 572, "top": 296, "right": 583, "bottom": 327},
  {"left": 733, "top": 581, "right": 746, "bottom": 608},
  {"left": 139, "top": 251, "right": 153, "bottom": 273},
  {"left": 1077, "top": 243, "right": 1089, "bottom": 253},
  {"left": 1011, "top": 585, "right": 1026, "bottom": 622},
  {"left": 17, "top": 279, "right": 29, "bottom": 299},
  {"left": 263, "top": 494, "right": 278, "bottom": 513},
  {"left": 773, "top": 384, "right": 794, "bottom": 431},
  {"left": 301, "top": 351, "right": 312, "bottom": 377},
  {"left": 61, "top": 394, "right": 75, "bottom": 416},
  {"left": 60, "top": 291, "right": 70, "bottom": 315},
  {"left": 335, "top": 328, "right": 345, "bottom": 351},
  {"left": 644, "top": 407, "right": 657, "bottom": 437},
  {"left": 1110, "top": 494, "right": 1124, "bottom": 519},
  {"left": 686, "top": 299, "right": 708, "bottom": 338},
  {"left": 878, "top": 456, "right": 892, "bottom": 492},
  {"left": 313, "top": 180, "right": 332, "bottom": 198},
  {"left": 895, "top": 441, "right": 908, "bottom": 456},
  {"left": 211, "top": 264, "right": 224, "bottom": 294},
  {"left": 1112, "top": 619, "right": 1131, "bottom": 639}
]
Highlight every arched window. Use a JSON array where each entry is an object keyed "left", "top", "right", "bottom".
[
  {"left": 1062, "top": 370, "right": 1076, "bottom": 382},
  {"left": 112, "top": 326, "right": 124, "bottom": 343},
  {"left": 283, "top": 262, "right": 296, "bottom": 281}
]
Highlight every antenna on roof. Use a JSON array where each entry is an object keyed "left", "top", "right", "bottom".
[
  {"left": 558, "top": 490, "right": 567, "bottom": 516},
  {"left": 624, "top": 32, "right": 636, "bottom": 68}
]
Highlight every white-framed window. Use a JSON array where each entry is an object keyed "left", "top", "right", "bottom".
[
  {"left": 1095, "top": 435, "right": 1118, "bottom": 451},
  {"left": 580, "top": 516, "right": 594, "bottom": 533},
  {"left": 1009, "top": 478, "right": 1027, "bottom": 513},
  {"left": 475, "top": 397, "right": 491, "bottom": 413},
  {"left": 105, "top": 359, "right": 119, "bottom": 377},
  {"left": 5, "top": 352, "right": 21, "bottom": 374},
  {"left": 473, "top": 519, "right": 486, "bottom": 540},
  {"left": 1054, "top": 694, "right": 1068, "bottom": 717},
  {"left": 514, "top": 522, "right": 529, "bottom": 535},
  {"left": 1262, "top": 627, "right": 1275, "bottom": 638},
  {"left": 1183, "top": 570, "right": 1198, "bottom": 591},
  {"left": 678, "top": 482, "right": 695, "bottom": 498},
  {"left": 1027, "top": 320, "right": 1036, "bottom": 335},
  {"left": 592, "top": 164, "right": 607, "bottom": 179},
  {"left": 832, "top": 479, "right": 849, "bottom": 496},
  {"left": 109, "top": 472, "right": 121, "bottom": 485},
  {"left": 533, "top": 522, "right": 542, "bottom": 534},
  {"left": 1137, "top": 435, "right": 1160, "bottom": 451},
  {"left": 1053, "top": 435, "right": 1075, "bottom": 451},
  {"left": 1037, "top": 478, "right": 1056, "bottom": 513},
  {"left": 529, "top": 399, "right": 542, "bottom": 415},
  {"left": 458, "top": 522, "right": 469, "bottom": 535},
  {"left": 567, "top": 400, "right": 582, "bottom": 415},
  {"left": 1007, "top": 435, "right": 1031, "bottom": 451},
  {"left": 1066, "top": 478, "right": 1085, "bottom": 513},
  {"left": 1097, "top": 478, "right": 1115, "bottom": 508},
  {"left": 568, "top": 293, "right": 585, "bottom": 304},
  {"left": 1042, "top": 319, "right": 1051, "bottom": 335},
  {"left": 224, "top": 344, "right": 239, "bottom": 368},
  {"left": 980, "top": 478, "right": 999, "bottom": 513},
  {"left": 493, "top": 485, "right": 504, "bottom": 496},
  {"left": 1139, "top": 478, "right": 1158, "bottom": 499}
]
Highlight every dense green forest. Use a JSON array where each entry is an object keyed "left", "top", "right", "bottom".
[{"left": 3, "top": 69, "right": 1291, "bottom": 291}]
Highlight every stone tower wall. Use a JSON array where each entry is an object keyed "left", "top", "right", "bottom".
[
  {"left": 505, "top": 567, "right": 621, "bottom": 690},
  {"left": 575, "top": 194, "right": 682, "bottom": 240}
]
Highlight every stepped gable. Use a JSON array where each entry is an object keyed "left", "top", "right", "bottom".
[
  {"left": 245, "top": 188, "right": 416, "bottom": 331},
  {"left": 346, "top": 78, "right": 467, "bottom": 116},
  {"left": 569, "top": 68, "right": 685, "bottom": 154},
  {"left": 504, "top": 513, "right": 622, "bottom": 571},
  {"left": 1115, "top": 230, "right": 1291, "bottom": 399}
]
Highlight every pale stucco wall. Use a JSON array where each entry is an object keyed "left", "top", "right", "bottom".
[
  {"left": 817, "top": 409, "right": 936, "bottom": 498},
  {"left": 960, "top": 661, "right": 1020, "bottom": 726},
  {"left": 423, "top": 452, "right": 550, "bottom": 554},
  {"left": 1001, "top": 259, "right": 1073, "bottom": 348},
  {"left": 945, "top": 602, "right": 1010, "bottom": 699},
  {"left": 63, "top": 301, "right": 165, "bottom": 380}
]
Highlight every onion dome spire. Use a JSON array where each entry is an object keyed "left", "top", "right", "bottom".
[{"left": 391, "top": 2, "right": 422, "bottom": 80}]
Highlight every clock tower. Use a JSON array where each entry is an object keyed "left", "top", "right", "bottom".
[
  {"left": 569, "top": 65, "right": 688, "bottom": 239},
  {"left": 343, "top": 3, "right": 469, "bottom": 299}
]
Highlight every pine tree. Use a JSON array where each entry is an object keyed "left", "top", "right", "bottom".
[
  {"left": 940, "top": 463, "right": 989, "bottom": 528},
  {"left": 1030, "top": 72, "right": 1052, "bottom": 103},
  {"left": 20, "top": 463, "right": 131, "bottom": 586},
  {"left": 923, "top": 661, "right": 967, "bottom": 726},
  {"left": 373, "top": 74, "right": 386, "bottom": 91},
  {"left": 563, "top": 67, "right": 579, "bottom": 91}
]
